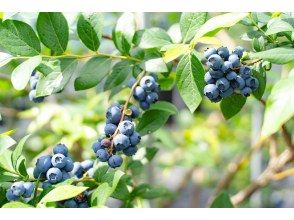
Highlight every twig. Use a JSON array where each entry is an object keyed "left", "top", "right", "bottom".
[
  {"left": 281, "top": 125, "right": 294, "bottom": 151},
  {"left": 272, "top": 167, "right": 294, "bottom": 181},
  {"left": 231, "top": 149, "right": 294, "bottom": 206}
]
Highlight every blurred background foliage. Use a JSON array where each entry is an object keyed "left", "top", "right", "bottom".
[{"left": 0, "top": 12, "right": 293, "bottom": 208}]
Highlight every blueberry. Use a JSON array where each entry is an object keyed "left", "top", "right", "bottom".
[
  {"left": 217, "top": 46, "right": 230, "bottom": 60},
  {"left": 220, "top": 87, "right": 234, "bottom": 98},
  {"left": 239, "top": 66, "right": 252, "bottom": 79},
  {"left": 209, "top": 69, "right": 224, "bottom": 79},
  {"left": 233, "top": 46, "right": 245, "bottom": 58},
  {"left": 81, "top": 160, "right": 94, "bottom": 171},
  {"left": 133, "top": 86, "right": 146, "bottom": 101},
  {"left": 64, "top": 199, "right": 78, "bottom": 208},
  {"left": 96, "top": 149, "right": 110, "bottom": 162},
  {"left": 51, "top": 153, "right": 66, "bottom": 169},
  {"left": 154, "top": 83, "right": 160, "bottom": 93},
  {"left": 241, "top": 87, "right": 252, "bottom": 97},
  {"left": 78, "top": 202, "right": 89, "bottom": 208},
  {"left": 23, "top": 182, "right": 35, "bottom": 198},
  {"left": 108, "top": 155, "right": 123, "bottom": 168},
  {"left": 221, "top": 61, "right": 233, "bottom": 73},
  {"left": 106, "top": 106, "right": 122, "bottom": 124},
  {"left": 226, "top": 71, "right": 237, "bottom": 81},
  {"left": 123, "top": 116, "right": 133, "bottom": 122},
  {"left": 204, "top": 48, "right": 217, "bottom": 59},
  {"left": 113, "top": 134, "right": 130, "bottom": 151},
  {"left": 234, "top": 76, "right": 246, "bottom": 90},
  {"left": 127, "top": 77, "right": 136, "bottom": 88},
  {"left": 64, "top": 157, "right": 74, "bottom": 172},
  {"left": 228, "top": 54, "right": 240, "bottom": 68},
  {"left": 53, "top": 144, "right": 68, "bottom": 156},
  {"left": 6, "top": 189, "right": 20, "bottom": 201},
  {"left": 129, "top": 132, "right": 141, "bottom": 146},
  {"left": 211, "top": 95, "right": 222, "bottom": 103},
  {"left": 204, "top": 72, "right": 215, "bottom": 84},
  {"left": 123, "top": 146, "right": 138, "bottom": 156},
  {"left": 46, "top": 167, "right": 62, "bottom": 184},
  {"left": 92, "top": 139, "right": 102, "bottom": 153},
  {"left": 140, "top": 76, "right": 156, "bottom": 92},
  {"left": 204, "top": 84, "right": 219, "bottom": 100},
  {"left": 36, "top": 155, "right": 52, "bottom": 173},
  {"left": 118, "top": 121, "right": 135, "bottom": 136},
  {"left": 29, "top": 90, "right": 44, "bottom": 103},
  {"left": 207, "top": 54, "right": 223, "bottom": 70},
  {"left": 42, "top": 181, "right": 52, "bottom": 189},
  {"left": 62, "top": 171, "right": 70, "bottom": 181},
  {"left": 33, "top": 167, "right": 45, "bottom": 179},
  {"left": 245, "top": 77, "right": 259, "bottom": 90},
  {"left": 129, "top": 105, "right": 140, "bottom": 118},
  {"left": 101, "top": 138, "right": 111, "bottom": 148},
  {"left": 139, "top": 101, "right": 150, "bottom": 110},
  {"left": 11, "top": 182, "right": 25, "bottom": 197},
  {"left": 71, "top": 162, "right": 84, "bottom": 178},
  {"left": 146, "top": 92, "right": 159, "bottom": 104},
  {"left": 216, "top": 77, "right": 230, "bottom": 92},
  {"left": 104, "top": 123, "right": 117, "bottom": 136}
]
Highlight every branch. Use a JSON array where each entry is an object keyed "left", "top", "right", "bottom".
[
  {"left": 231, "top": 149, "right": 294, "bottom": 206},
  {"left": 272, "top": 167, "right": 294, "bottom": 181},
  {"left": 281, "top": 125, "right": 294, "bottom": 151}
]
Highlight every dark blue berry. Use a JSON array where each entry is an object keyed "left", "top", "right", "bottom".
[
  {"left": 11, "top": 182, "right": 25, "bottom": 197},
  {"left": 204, "top": 48, "right": 217, "bottom": 59},
  {"left": 113, "top": 134, "right": 130, "bottom": 151},
  {"left": 92, "top": 139, "right": 102, "bottom": 153},
  {"left": 226, "top": 71, "right": 237, "bottom": 81},
  {"left": 46, "top": 167, "right": 62, "bottom": 184},
  {"left": 139, "top": 101, "right": 150, "bottom": 110},
  {"left": 207, "top": 54, "right": 223, "bottom": 70},
  {"left": 36, "top": 155, "right": 52, "bottom": 173},
  {"left": 129, "top": 132, "right": 141, "bottom": 146},
  {"left": 217, "top": 46, "right": 230, "bottom": 60},
  {"left": 71, "top": 162, "right": 84, "bottom": 178},
  {"left": 108, "top": 155, "right": 123, "bottom": 168},
  {"left": 220, "top": 87, "right": 234, "bottom": 98},
  {"left": 241, "top": 87, "right": 252, "bottom": 97},
  {"left": 6, "top": 189, "right": 20, "bottom": 201},
  {"left": 140, "top": 76, "right": 156, "bottom": 92},
  {"left": 29, "top": 90, "right": 45, "bottom": 103},
  {"left": 146, "top": 92, "right": 159, "bottom": 104},
  {"left": 133, "top": 86, "right": 146, "bottom": 101},
  {"left": 62, "top": 171, "right": 70, "bottom": 181},
  {"left": 209, "top": 69, "right": 224, "bottom": 79},
  {"left": 23, "top": 182, "right": 34, "bottom": 198},
  {"left": 216, "top": 77, "right": 230, "bottom": 92},
  {"left": 228, "top": 54, "right": 240, "bottom": 68},
  {"left": 104, "top": 123, "right": 117, "bottom": 136},
  {"left": 118, "top": 121, "right": 134, "bottom": 136},
  {"left": 239, "top": 66, "right": 252, "bottom": 79},
  {"left": 221, "top": 61, "right": 233, "bottom": 73},
  {"left": 204, "top": 84, "right": 219, "bottom": 100},
  {"left": 53, "top": 144, "right": 68, "bottom": 156},
  {"left": 78, "top": 202, "right": 89, "bottom": 208},
  {"left": 42, "top": 181, "right": 52, "bottom": 189},
  {"left": 245, "top": 77, "right": 259, "bottom": 90},
  {"left": 129, "top": 105, "right": 140, "bottom": 118},
  {"left": 64, "top": 199, "right": 78, "bottom": 208},
  {"left": 51, "top": 153, "right": 66, "bottom": 169},
  {"left": 81, "top": 160, "right": 94, "bottom": 171},
  {"left": 64, "top": 157, "right": 74, "bottom": 172},
  {"left": 233, "top": 46, "right": 245, "bottom": 58},
  {"left": 204, "top": 72, "right": 215, "bottom": 84},
  {"left": 106, "top": 106, "right": 122, "bottom": 124},
  {"left": 123, "top": 146, "right": 138, "bottom": 156},
  {"left": 211, "top": 95, "right": 222, "bottom": 103},
  {"left": 96, "top": 149, "right": 110, "bottom": 162}
]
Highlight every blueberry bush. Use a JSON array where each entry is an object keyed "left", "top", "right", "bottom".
[{"left": 0, "top": 12, "right": 293, "bottom": 208}]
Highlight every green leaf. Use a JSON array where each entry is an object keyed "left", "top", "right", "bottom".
[
  {"left": 261, "top": 75, "right": 294, "bottom": 139},
  {"left": 38, "top": 185, "right": 88, "bottom": 206},
  {"left": 133, "top": 184, "right": 170, "bottom": 200},
  {"left": 16, "top": 156, "right": 28, "bottom": 178},
  {"left": 191, "top": 13, "right": 248, "bottom": 44},
  {"left": 0, "top": 19, "right": 41, "bottom": 56},
  {"left": 265, "top": 18, "right": 294, "bottom": 35},
  {"left": 11, "top": 56, "right": 42, "bottom": 90},
  {"left": 93, "top": 164, "right": 109, "bottom": 183},
  {"left": 2, "top": 201, "right": 34, "bottom": 208},
  {"left": 145, "top": 147, "right": 159, "bottom": 161},
  {"left": 211, "top": 192, "right": 234, "bottom": 208},
  {"left": 137, "top": 102, "right": 177, "bottom": 136},
  {"left": 104, "top": 60, "right": 134, "bottom": 91},
  {"left": 91, "top": 170, "right": 124, "bottom": 207},
  {"left": 142, "top": 58, "right": 168, "bottom": 72},
  {"left": 36, "top": 12, "right": 69, "bottom": 55},
  {"left": 158, "top": 72, "right": 176, "bottom": 91},
  {"left": 74, "top": 56, "right": 111, "bottom": 91},
  {"left": 220, "top": 93, "right": 246, "bottom": 120},
  {"left": 0, "top": 135, "right": 16, "bottom": 156},
  {"left": 11, "top": 135, "right": 30, "bottom": 169},
  {"left": 176, "top": 52, "right": 205, "bottom": 112},
  {"left": 162, "top": 44, "right": 189, "bottom": 63},
  {"left": 113, "top": 13, "right": 136, "bottom": 54},
  {"left": 0, "top": 53, "right": 13, "bottom": 68},
  {"left": 148, "top": 101, "right": 178, "bottom": 115},
  {"left": 180, "top": 12, "right": 208, "bottom": 43},
  {"left": 77, "top": 13, "right": 103, "bottom": 51},
  {"left": 0, "top": 150, "right": 14, "bottom": 174},
  {"left": 251, "top": 48, "right": 294, "bottom": 64},
  {"left": 36, "top": 59, "right": 77, "bottom": 96},
  {"left": 138, "top": 28, "right": 172, "bottom": 49},
  {"left": 252, "top": 67, "right": 266, "bottom": 100}
]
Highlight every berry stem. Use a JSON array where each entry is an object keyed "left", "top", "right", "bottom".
[{"left": 108, "top": 70, "right": 147, "bottom": 155}]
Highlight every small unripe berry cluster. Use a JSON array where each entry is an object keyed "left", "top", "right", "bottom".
[
  {"left": 129, "top": 75, "right": 160, "bottom": 110},
  {"left": 60, "top": 192, "right": 89, "bottom": 208},
  {"left": 203, "top": 46, "right": 259, "bottom": 102},
  {"left": 29, "top": 71, "right": 45, "bottom": 103},
  {"left": 92, "top": 103, "right": 141, "bottom": 168},
  {"left": 33, "top": 144, "right": 74, "bottom": 186},
  {"left": 71, "top": 160, "right": 94, "bottom": 178},
  {"left": 6, "top": 182, "right": 35, "bottom": 201}
]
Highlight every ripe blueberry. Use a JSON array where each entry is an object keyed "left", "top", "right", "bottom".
[
  {"left": 129, "top": 132, "right": 141, "bottom": 146},
  {"left": 216, "top": 77, "right": 230, "bottom": 92},
  {"left": 106, "top": 106, "right": 122, "bottom": 124},
  {"left": 92, "top": 139, "right": 102, "bottom": 153},
  {"left": 217, "top": 46, "right": 230, "bottom": 60},
  {"left": 232, "top": 46, "right": 245, "bottom": 58},
  {"left": 71, "top": 162, "right": 84, "bottom": 178},
  {"left": 146, "top": 92, "right": 159, "bottom": 104},
  {"left": 6, "top": 189, "right": 20, "bottom": 201},
  {"left": 239, "top": 66, "right": 252, "bottom": 79},
  {"left": 207, "top": 54, "right": 223, "bottom": 70},
  {"left": 204, "top": 72, "right": 215, "bottom": 84},
  {"left": 228, "top": 54, "right": 240, "bottom": 68},
  {"left": 140, "top": 76, "right": 156, "bottom": 92},
  {"left": 53, "top": 144, "right": 68, "bottom": 156},
  {"left": 104, "top": 123, "right": 117, "bottom": 136},
  {"left": 204, "top": 48, "right": 217, "bottom": 59},
  {"left": 46, "top": 167, "right": 62, "bottom": 184},
  {"left": 221, "top": 61, "right": 233, "bottom": 73},
  {"left": 133, "top": 86, "right": 146, "bottom": 101},
  {"left": 64, "top": 157, "right": 74, "bottom": 172},
  {"left": 209, "top": 69, "right": 224, "bottom": 79},
  {"left": 64, "top": 199, "right": 78, "bottom": 208},
  {"left": 129, "top": 105, "right": 140, "bottom": 118},
  {"left": 22, "top": 182, "right": 35, "bottom": 198},
  {"left": 113, "top": 134, "right": 130, "bottom": 151},
  {"left": 108, "top": 155, "right": 123, "bottom": 168},
  {"left": 245, "top": 77, "right": 259, "bottom": 90},
  {"left": 226, "top": 71, "right": 237, "bottom": 81},
  {"left": 123, "top": 146, "right": 138, "bottom": 156},
  {"left": 96, "top": 149, "right": 110, "bottom": 162},
  {"left": 118, "top": 121, "right": 134, "bottom": 136},
  {"left": 36, "top": 155, "right": 52, "bottom": 173},
  {"left": 81, "top": 160, "right": 94, "bottom": 171},
  {"left": 127, "top": 77, "right": 136, "bottom": 88},
  {"left": 204, "top": 84, "right": 219, "bottom": 100},
  {"left": 220, "top": 87, "right": 234, "bottom": 98},
  {"left": 241, "top": 87, "right": 252, "bottom": 97},
  {"left": 139, "top": 101, "right": 150, "bottom": 110},
  {"left": 51, "top": 153, "right": 66, "bottom": 169},
  {"left": 11, "top": 182, "right": 25, "bottom": 197}
]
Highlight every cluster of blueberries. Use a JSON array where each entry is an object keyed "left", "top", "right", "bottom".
[
  {"left": 129, "top": 75, "right": 160, "bottom": 110},
  {"left": 92, "top": 103, "right": 141, "bottom": 168},
  {"left": 71, "top": 160, "right": 94, "bottom": 179},
  {"left": 6, "top": 182, "right": 35, "bottom": 202},
  {"left": 33, "top": 144, "right": 74, "bottom": 187},
  {"left": 203, "top": 46, "right": 259, "bottom": 102},
  {"left": 60, "top": 192, "right": 89, "bottom": 208},
  {"left": 29, "top": 71, "right": 45, "bottom": 103}
]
